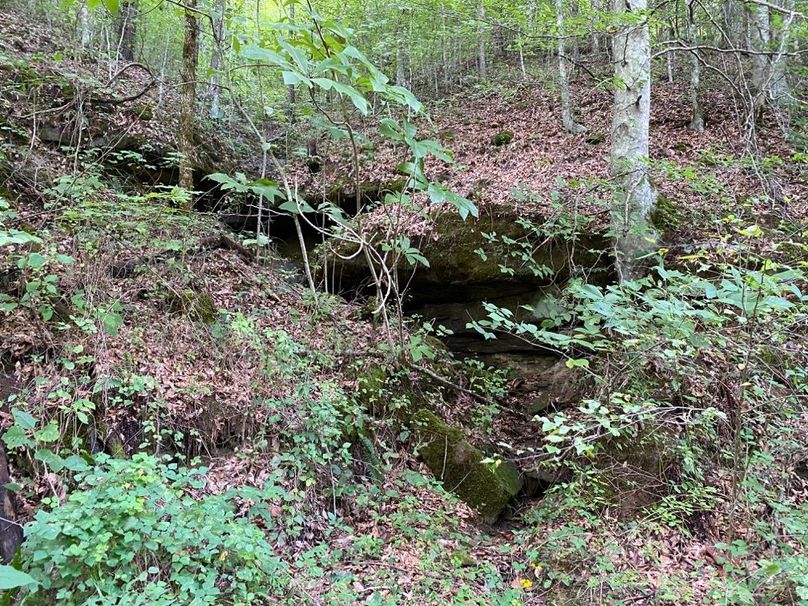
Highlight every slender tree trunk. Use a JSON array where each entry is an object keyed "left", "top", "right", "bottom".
[
  {"left": 478, "top": 1, "right": 487, "bottom": 80},
  {"left": 118, "top": 1, "right": 137, "bottom": 62},
  {"left": 396, "top": 45, "right": 407, "bottom": 86},
  {"left": 158, "top": 31, "right": 169, "bottom": 105},
  {"left": 666, "top": 25, "right": 675, "bottom": 82},
  {"left": 442, "top": 14, "right": 449, "bottom": 85},
  {"left": 687, "top": 1, "right": 704, "bottom": 131},
  {"left": 519, "top": 38, "right": 527, "bottom": 79},
  {"left": 209, "top": 0, "right": 226, "bottom": 118},
  {"left": 767, "top": 0, "right": 794, "bottom": 107},
  {"left": 750, "top": 2, "right": 771, "bottom": 115},
  {"left": 556, "top": 0, "right": 585, "bottom": 133},
  {"left": 80, "top": 3, "right": 91, "bottom": 49},
  {"left": 286, "top": 0, "right": 296, "bottom": 112},
  {"left": 722, "top": 0, "right": 742, "bottom": 47},
  {"left": 179, "top": 0, "right": 199, "bottom": 198},
  {"left": 610, "top": 0, "right": 657, "bottom": 281}
]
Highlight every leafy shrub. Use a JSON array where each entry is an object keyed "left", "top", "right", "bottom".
[{"left": 19, "top": 453, "right": 290, "bottom": 605}]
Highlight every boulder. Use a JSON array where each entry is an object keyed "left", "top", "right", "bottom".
[
  {"left": 411, "top": 409, "right": 522, "bottom": 522},
  {"left": 325, "top": 207, "right": 609, "bottom": 304}
]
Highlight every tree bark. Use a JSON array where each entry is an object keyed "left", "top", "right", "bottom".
[
  {"left": 478, "top": 1, "right": 487, "bottom": 80},
  {"left": 80, "top": 3, "right": 91, "bottom": 49},
  {"left": 396, "top": 45, "right": 407, "bottom": 86},
  {"left": 687, "top": 1, "right": 704, "bottom": 131},
  {"left": 666, "top": 24, "right": 675, "bottom": 82},
  {"left": 750, "top": 1, "right": 771, "bottom": 117},
  {"left": 178, "top": 0, "right": 199, "bottom": 198},
  {"left": 209, "top": 0, "right": 226, "bottom": 118},
  {"left": 556, "top": 0, "right": 585, "bottom": 133},
  {"left": 286, "top": 0, "right": 296, "bottom": 114},
  {"left": 610, "top": 0, "right": 657, "bottom": 281},
  {"left": 118, "top": 1, "right": 137, "bottom": 62}
]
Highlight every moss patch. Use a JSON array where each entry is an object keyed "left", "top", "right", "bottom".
[
  {"left": 649, "top": 194, "right": 682, "bottom": 234},
  {"left": 491, "top": 131, "right": 514, "bottom": 147},
  {"left": 411, "top": 409, "right": 522, "bottom": 522},
  {"left": 132, "top": 102, "right": 153, "bottom": 121},
  {"left": 165, "top": 289, "right": 217, "bottom": 323}
]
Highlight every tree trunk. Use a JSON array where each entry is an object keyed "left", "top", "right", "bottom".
[
  {"left": 80, "top": 3, "right": 91, "bottom": 49},
  {"left": 666, "top": 25, "right": 675, "bottom": 82},
  {"left": 396, "top": 45, "right": 407, "bottom": 86},
  {"left": 610, "top": 0, "right": 657, "bottom": 281},
  {"left": 118, "top": 1, "right": 137, "bottom": 62},
  {"left": 179, "top": 0, "right": 199, "bottom": 198},
  {"left": 286, "top": 0, "right": 296, "bottom": 113},
  {"left": 687, "top": 1, "right": 704, "bottom": 131},
  {"left": 158, "top": 31, "right": 169, "bottom": 105},
  {"left": 0, "top": 443, "right": 22, "bottom": 564},
  {"left": 478, "top": 1, "right": 487, "bottom": 80},
  {"left": 767, "top": 0, "right": 794, "bottom": 107},
  {"left": 750, "top": 1, "right": 771, "bottom": 116},
  {"left": 209, "top": 0, "right": 226, "bottom": 117},
  {"left": 556, "top": 0, "right": 585, "bottom": 133}
]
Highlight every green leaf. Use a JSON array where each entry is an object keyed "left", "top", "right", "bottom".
[
  {"left": 388, "top": 85, "right": 423, "bottom": 113},
  {"left": 279, "top": 39, "right": 309, "bottom": 73},
  {"left": 34, "top": 421, "right": 59, "bottom": 444},
  {"left": 63, "top": 455, "right": 90, "bottom": 472},
  {"left": 241, "top": 46, "right": 295, "bottom": 71},
  {"left": 0, "top": 565, "right": 37, "bottom": 590},
  {"left": 2, "top": 425, "right": 34, "bottom": 450},
  {"left": 427, "top": 183, "right": 478, "bottom": 219},
  {"left": 282, "top": 70, "right": 312, "bottom": 87},
  {"left": 24, "top": 252, "right": 46, "bottom": 270},
  {"left": 35, "top": 449, "right": 65, "bottom": 473},
  {"left": 565, "top": 358, "right": 590, "bottom": 368},
  {"left": 311, "top": 78, "right": 370, "bottom": 115},
  {"left": 101, "top": 309, "right": 123, "bottom": 336},
  {"left": 11, "top": 409, "right": 36, "bottom": 431}
]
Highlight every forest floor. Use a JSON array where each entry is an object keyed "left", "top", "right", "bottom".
[{"left": 1, "top": 6, "right": 807, "bottom": 605}]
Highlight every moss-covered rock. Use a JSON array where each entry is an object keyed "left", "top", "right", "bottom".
[
  {"left": 649, "top": 194, "right": 682, "bottom": 234},
  {"left": 323, "top": 205, "right": 610, "bottom": 303},
  {"left": 132, "top": 102, "right": 153, "bottom": 121},
  {"left": 491, "top": 131, "right": 514, "bottom": 147},
  {"left": 165, "top": 289, "right": 217, "bottom": 323},
  {"left": 411, "top": 409, "right": 522, "bottom": 522}
]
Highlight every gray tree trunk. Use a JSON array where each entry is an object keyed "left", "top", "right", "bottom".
[
  {"left": 396, "top": 45, "right": 407, "bottom": 86},
  {"left": 209, "top": 0, "right": 226, "bottom": 118},
  {"left": 80, "top": 4, "right": 91, "bottom": 49},
  {"left": 179, "top": 0, "right": 199, "bottom": 199},
  {"left": 478, "top": 1, "right": 487, "bottom": 80},
  {"left": 610, "top": 0, "right": 657, "bottom": 281},
  {"left": 750, "top": 2, "right": 771, "bottom": 114},
  {"left": 687, "top": 1, "right": 704, "bottom": 131},
  {"left": 666, "top": 25, "right": 675, "bottom": 82},
  {"left": 556, "top": 0, "right": 585, "bottom": 133}
]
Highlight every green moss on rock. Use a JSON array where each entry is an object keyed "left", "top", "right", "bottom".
[
  {"left": 166, "top": 289, "right": 217, "bottom": 323},
  {"left": 411, "top": 409, "right": 522, "bottom": 522},
  {"left": 491, "top": 131, "right": 514, "bottom": 147},
  {"left": 132, "top": 102, "right": 154, "bottom": 121},
  {"left": 649, "top": 194, "right": 682, "bottom": 234}
]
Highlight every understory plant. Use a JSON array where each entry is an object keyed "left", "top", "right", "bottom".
[
  {"left": 468, "top": 207, "right": 808, "bottom": 602},
  {"left": 17, "top": 453, "right": 291, "bottom": 605}
]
